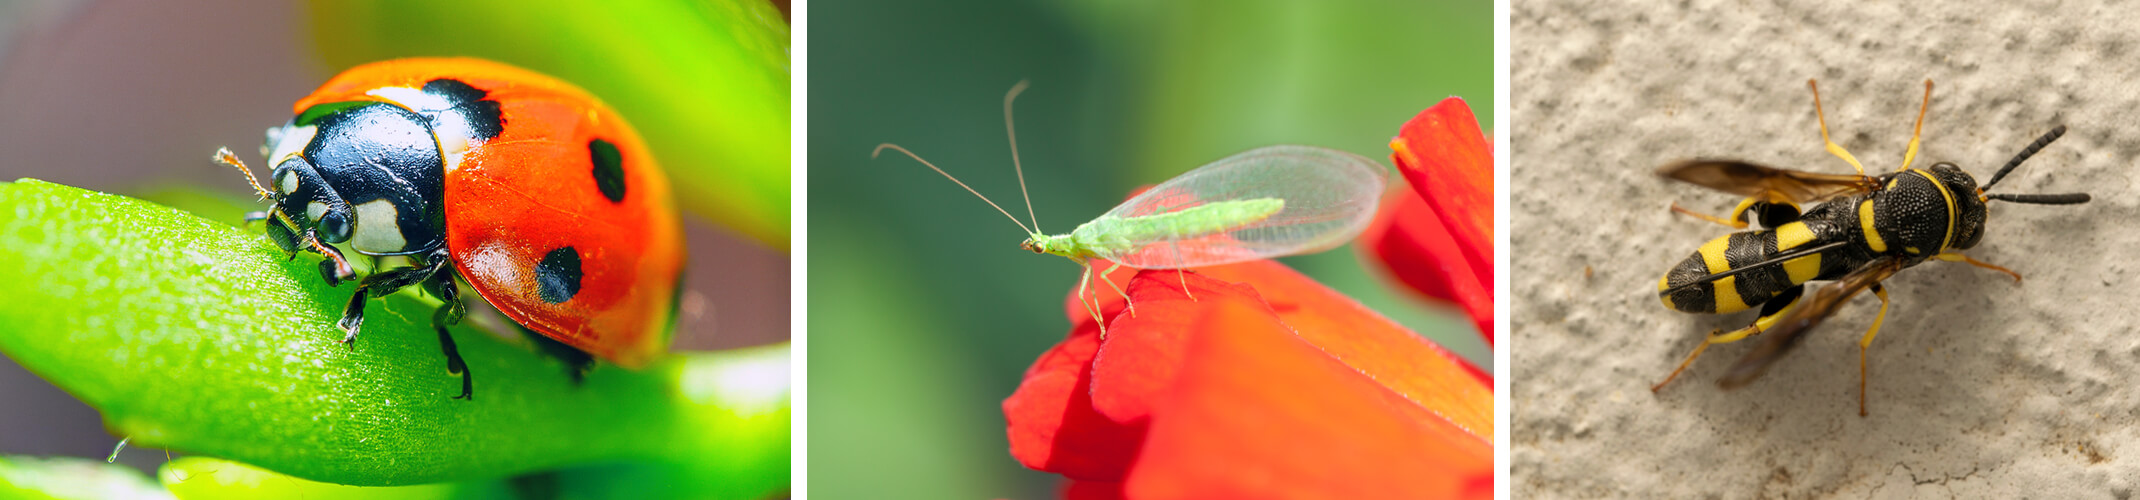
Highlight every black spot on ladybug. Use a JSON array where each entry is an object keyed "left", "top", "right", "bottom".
[
  {"left": 536, "top": 246, "right": 583, "bottom": 304},
  {"left": 590, "top": 139, "right": 626, "bottom": 203},
  {"left": 421, "top": 79, "right": 504, "bottom": 141}
]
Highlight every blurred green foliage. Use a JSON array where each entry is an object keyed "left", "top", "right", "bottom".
[
  {"left": 809, "top": 0, "right": 1492, "bottom": 497},
  {"left": 0, "top": 451, "right": 797, "bottom": 500},
  {"left": 0, "top": 455, "right": 171, "bottom": 500},
  {"left": 306, "top": 0, "right": 792, "bottom": 249},
  {"left": 0, "top": 180, "right": 788, "bottom": 497}
]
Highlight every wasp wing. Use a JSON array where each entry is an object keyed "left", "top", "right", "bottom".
[
  {"left": 1659, "top": 160, "right": 1872, "bottom": 205},
  {"left": 1716, "top": 255, "right": 1905, "bottom": 388},
  {"left": 1091, "top": 145, "right": 1389, "bottom": 269}
]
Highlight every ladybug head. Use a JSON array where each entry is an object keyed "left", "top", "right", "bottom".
[
  {"left": 266, "top": 156, "right": 357, "bottom": 245},
  {"left": 214, "top": 140, "right": 360, "bottom": 283},
  {"left": 219, "top": 138, "right": 356, "bottom": 247}
]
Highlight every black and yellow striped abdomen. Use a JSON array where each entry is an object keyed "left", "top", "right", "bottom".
[{"left": 1659, "top": 221, "right": 1834, "bottom": 314}]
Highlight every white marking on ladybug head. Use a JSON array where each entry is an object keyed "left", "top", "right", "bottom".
[
  {"left": 306, "top": 201, "right": 328, "bottom": 224},
  {"left": 276, "top": 168, "right": 299, "bottom": 195},
  {"left": 350, "top": 199, "right": 407, "bottom": 254}
]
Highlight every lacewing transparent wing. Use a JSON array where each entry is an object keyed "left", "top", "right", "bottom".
[{"left": 1088, "top": 145, "right": 1389, "bottom": 268}]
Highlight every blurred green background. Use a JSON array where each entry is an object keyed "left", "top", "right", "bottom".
[{"left": 808, "top": 0, "right": 1492, "bottom": 498}]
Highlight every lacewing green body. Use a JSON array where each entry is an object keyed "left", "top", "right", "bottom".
[
  {"left": 874, "top": 82, "right": 1389, "bottom": 327},
  {"left": 1023, "top": 145, "right": 1388, "bottom": 269}
]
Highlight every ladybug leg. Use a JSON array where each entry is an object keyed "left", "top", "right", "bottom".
[
  {"left": 333, "top": 253, "right": 445, "bottom": 346},
  {"left": 259, "top": 215, "right": 300, "bottom": 258},
  {"left": 302, "top": 230, "right": 356, "bottom": 286},
  {"left": 518, "top": 325, "right": 596, "bottom": 385},
  {"left": 422, "top": 266, "right": 474, "bottom": 400}
]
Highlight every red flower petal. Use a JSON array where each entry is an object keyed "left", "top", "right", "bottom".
[
  {"left": 1362, "top": 180, "right": 1493, "bottom": 343},
  {"left": 1003, "top": 314, "right": 1144, "bottom": 480},
  {"left": 1369, "top": 97, "right": 1496, "bottom": 344},
  {"left": 1122, "top": 297, "right": 1492, "bottom": 500},
  {"left": 1085, "top": 271, "right": 1261, "bottom": 424},
  {"left": 1062, "top": 480, "right": 1128, "bottom": 500},
  {"left": 1195, "top": 262, "right": 1493, "bottom": 413},
  {"left": 1391, "top": 97, "right": 1493, "bottom": 284},
  {"left": 1006, "top": 261, "right": 1493, "bottom": 488}
]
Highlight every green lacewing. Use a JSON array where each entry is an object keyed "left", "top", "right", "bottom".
[{"left": 874, "top": 81, "right": 1389, "bottom": 328}]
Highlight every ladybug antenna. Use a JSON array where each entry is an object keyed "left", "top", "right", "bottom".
[{"left": 214, "top": 148, "right": 274, "bottom": 201}]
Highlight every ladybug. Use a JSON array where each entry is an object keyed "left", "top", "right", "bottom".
[{"left": 215, "top": 58, "right": 686, "bottom": 399}]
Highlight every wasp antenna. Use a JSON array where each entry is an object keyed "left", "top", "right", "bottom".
[
  {"left": 1003, "top": 79, "right": 1041, "bottom": 234},
  {"left": 214, "top": 147, "right": 274, "bottom": 200},
  {"left": 1982, "top": 125, "right": 2067, "bottom": 191},
  {"left": 874, "top": 143, "right": 1036, "bottom": 234},
  {"left": 1986, "top": 192, "right": 2091, "bottom": 205}
]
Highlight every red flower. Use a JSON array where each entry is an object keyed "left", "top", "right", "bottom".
[
  {"left": 1004, "top": 260, "right": 1492, "bottom": 499},
  {"left": 1003, "top": 99, "right": 1495, "bottom": 498},
  {"left": 1365, "top": 97, "right": 1495, "bottom": 344}
]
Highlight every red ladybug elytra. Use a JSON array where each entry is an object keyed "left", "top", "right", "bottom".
[{"left": 217, "top": 58, "right": 685, "bottom": 399}]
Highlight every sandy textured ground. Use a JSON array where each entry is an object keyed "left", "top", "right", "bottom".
[{"left": 1513, "top": 1, "right": 2140, "bottom": 497}]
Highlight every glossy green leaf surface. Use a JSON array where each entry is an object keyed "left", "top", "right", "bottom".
[
  {"left": 159, "top": 457, "right": 482, "bottom": 500},
  {"left": 305, "top": 0, "right": 792, "bottom": 248},
  {"left": 0, "top": 455, "right": 172, "bottom": 500},
  {"left": 0, "top": 180, "right": 788, "bottom": 493}
]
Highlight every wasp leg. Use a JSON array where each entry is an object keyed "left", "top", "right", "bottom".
[
  {"left": 1669, "top": 201, "right": 1751, "bottom": 229},
  {"left": 420, "top": 265, "right": 474, "bottom": 400},
  {"left": 1749, "top": 201, "right": 1803, "bottom": 228},
  {"left": 1898, "top": 80, "right": 1932, "bottom": 173},
  {"left": 1935, "top": 252, "right": 2021, "bottom": 282},
  {"left": 1856, "top": 283, "right": 1892, "bottom": 417},
  {"left": 334, "top": 250, "right": 446, "bottom": 346},
  {"left": 1653, "top": 286, "right": 1805, "bottom": 392},
  {"left": 1809, "top": 79, "right": 1871, "bottom": 176}
]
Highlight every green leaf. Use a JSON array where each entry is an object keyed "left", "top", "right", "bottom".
[
  {"left": 0, "top": 180, "right": 788, "bottom": 494},
  {"left": 0, "top": 455, "right": 172, "bottom": 500},
  {"left": 303, "top": 0, "right": 792, "bottom": 249},
  {"left": 159, "top": 457, "right": 484, "bottom": 500}
]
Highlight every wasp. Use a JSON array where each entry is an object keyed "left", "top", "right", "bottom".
[{"left": 1650, "top": 79, "right": 2090, "bottom": 416}]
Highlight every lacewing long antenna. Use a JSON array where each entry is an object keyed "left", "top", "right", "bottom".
[
  {"left": 1004, "top": 80, "right": 1041, "bottom": 234},
  {"left": 874, "top": 143, "right": 1036, "bottom": 235}
]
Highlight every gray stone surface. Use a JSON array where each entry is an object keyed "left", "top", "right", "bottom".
[{"left": 1513, "top": 1, "right": 2140, "bottom": 497}]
